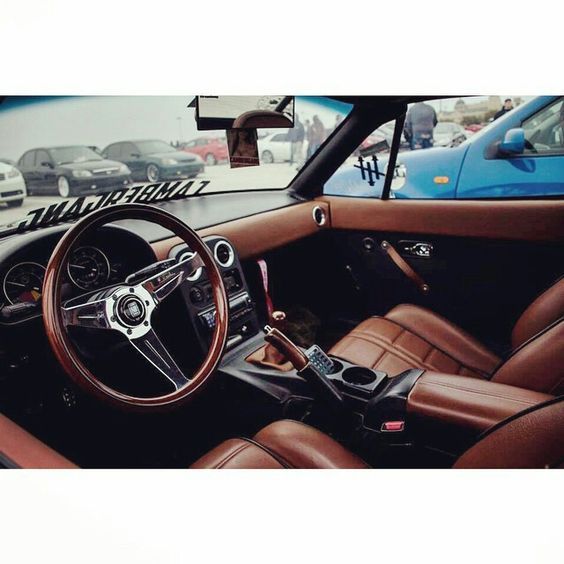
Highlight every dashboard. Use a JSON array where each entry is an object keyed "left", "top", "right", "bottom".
[{"left": 0, "top": 222, "right": 260, "bottom": 356}]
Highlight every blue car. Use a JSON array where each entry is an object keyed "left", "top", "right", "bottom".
[{"left": 325, "top": 95, "right": 564, "bottom": 199}]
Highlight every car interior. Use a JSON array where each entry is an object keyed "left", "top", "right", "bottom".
[{"left": 0, "top": 95, "right": 562, "bottom": 470}]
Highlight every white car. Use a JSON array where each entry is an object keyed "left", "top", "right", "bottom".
[
  {"left": 258, "top": 132, "right": 292, "bottom": 163},
  {"left": 0, "top": 161, "right": 26, "bottom": 208}
]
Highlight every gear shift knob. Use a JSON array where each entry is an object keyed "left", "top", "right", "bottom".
[{"left": 270, "top": 310, "right": 287, "bottom": 330}]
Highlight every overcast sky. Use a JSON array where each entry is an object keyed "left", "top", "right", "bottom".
[{"left": 0, "top": 96, "right": 201, "bottom": 160}]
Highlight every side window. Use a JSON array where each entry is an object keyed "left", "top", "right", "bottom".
[
  {"left": 324, "top": 96, "right": 562, "bottom": 200},
  {"left": 35, "top": 150, "right": 50, "bottom": 166},
  {"left": 523, "top": 97, "right": 564, "bottom": 155},
  {"left": 121, "top": 143, "right": 136, "bottom": 157},
  {"left": 105, "top": 144, "right": 120, "bottom": 159},
  {"left": 20, "top": 151, "right": 35, "bottom": 167},
  {"left": 272, "top": 133, "right": 287, "bottom": 142},
  {"left": 324, "top": 117, "right": 401, "bottom": 198}
]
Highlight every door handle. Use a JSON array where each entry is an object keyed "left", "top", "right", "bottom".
[
  {"left": 381, "top": 241, "right": 430, "bottom": 294},
  {"left": 399, "top": 240, "right": 434, "bottom": 259}
]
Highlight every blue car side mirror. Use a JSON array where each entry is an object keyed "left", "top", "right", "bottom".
[{"left": 499, "top": 128, "right": 525, "bottom": 155}]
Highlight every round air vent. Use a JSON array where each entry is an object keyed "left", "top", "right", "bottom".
[
  {"left": 213, "top": 240, "right": 235, "bottom": 268},
  {"left": 312, "top": 205, "right": 327, "bottom": 227},
  {"left": 179, "top": 250, "right": 203, "bottom": 281}
]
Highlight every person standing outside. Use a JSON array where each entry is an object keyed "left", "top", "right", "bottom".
[
  {"left": 305, "top": 119, "right": 313, "bottom": 159},
  {"left": 309, "top": 115, "right": 326, "bottom": 156},
  {"left": 494, "top": 98, "right": 514, "bottom": 121},
  {"left": 404, "top": 101, "right": 438, "bottom": 150},
  {"left": 289, "top": 113, "right": 305, "bottom": 166}
]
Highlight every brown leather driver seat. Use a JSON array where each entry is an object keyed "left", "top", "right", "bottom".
[
  {"left": 191, "top": 397, "right": 564, "bottom": 469},
  {"left": 329, "top": 278, "right": 564, "bottom": 395}
]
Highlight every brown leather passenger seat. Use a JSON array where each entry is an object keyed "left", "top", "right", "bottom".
[{"left": 329, "top": 278, "right": 564, "bottom": 394}]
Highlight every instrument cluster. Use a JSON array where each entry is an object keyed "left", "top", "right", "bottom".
[{"left": 0, "top": 228, "right": 156, "bottom": 324}]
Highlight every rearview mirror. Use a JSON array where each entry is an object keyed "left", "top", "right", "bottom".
[
  {"left": 499, "top": 128, "right": 525, "bottom": 155},
  {"left": 196, "top": 96, "right": 294, "bottom": 130},
  {"left": 41, "top": 161, "right": 53, "bottom": 168}
]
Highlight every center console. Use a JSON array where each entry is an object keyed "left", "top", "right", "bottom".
[
  {"left": 168, "top": 235, "right": 260, "bottom": 351},
  {"left": 218, "top": 324, "right": 555, "bottom": 465}
]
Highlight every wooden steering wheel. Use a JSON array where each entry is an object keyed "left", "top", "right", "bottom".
[{"left": 42, "top": 204, "right": 229, "bottom": 410}]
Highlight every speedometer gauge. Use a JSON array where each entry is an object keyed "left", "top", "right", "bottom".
[
  {"left": 67, "top": 246, "right": 110, "bottom": 290},
  {"left": 3, "top": 262, "right": 46, "bottom": 305}
]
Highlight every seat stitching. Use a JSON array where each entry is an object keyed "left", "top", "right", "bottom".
[
  {"left": 422, "top": 343, "right": 437, "bottom": 364},
  {"left": 215, "top": 441, "right": 254, "bottom": 469},
  {"left": 370, "top": 347, "right": 388, "bottom": 370},
  {"left": 241, "top": 438, "right": 292, "bottom": 468},
  {"left": 549, "top": 377, "right": 563, "bottom": 395},
  {"left": 416, "top": 380, "right": 546, "bottom": 405},
  {"left": 341, "top": 333, "right": 429, "bottom": 370},
  {"left": 374, "top": 316, "right": 494, "bottom": 377},
  {"left": 390, "top": 326, "right": 405, "bottom": 345},
  {"left": 340, "top": 331, "right": 475, "bottom": 375}
]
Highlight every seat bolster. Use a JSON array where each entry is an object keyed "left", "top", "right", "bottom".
[
  {"left": 454, "top": 398, "right": 564, "bottom": 469},
  {"left": 511, "top": 278, "right": 564, "bottom": 348},
  {"left": 191, "top": 438, "right": 284, "bottom": 469},
  {"left": 386, "top": 304, "right": 500, "bottom": 375},
  {"left": 253, "top": 420, "right": 369, "bottom": 469},
  {"left": 492, "top": 321, "right": 564, "bottom": 395}
]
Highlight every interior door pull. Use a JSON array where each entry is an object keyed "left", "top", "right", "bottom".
[
  {"left": 402, "top": 241, "right": 433, "bottom": 258},
  {"left": 381, "top": 240, "right": 430, "bottom": 294}
]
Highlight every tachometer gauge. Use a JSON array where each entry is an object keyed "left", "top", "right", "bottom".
[
  {"left": 3, "top": 262, "right": 46, "bottom": 305},
  {"left": 67, "top": 246, "right": 110, "bottom": 290}
]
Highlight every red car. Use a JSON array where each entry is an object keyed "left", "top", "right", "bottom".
[{"left": 179, "top": 136, "right": 228, "bottom": 165}]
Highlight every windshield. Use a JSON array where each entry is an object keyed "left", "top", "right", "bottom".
[
  {"left": 0, "top": 96, "right": 352, "bottom": 231},
  {"left": 135, "top": 140, "right": 176, "bottom": 154},
  {"left": 50, "top": 146, "right": 103, "bottom": 165}
]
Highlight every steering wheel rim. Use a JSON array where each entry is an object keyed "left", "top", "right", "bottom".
[{"left": 42, "top": 203, "right": 229, "bottom": 410}]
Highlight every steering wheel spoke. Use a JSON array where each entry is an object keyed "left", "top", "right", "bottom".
[
  {"left": 130, "top": 328, "right": 190, "bottom": 390},
  {"left": 140, "top": 253, "right": 204, "bottom": 304},
  {"left": 62, "top": 294, "right": 112, "bottom": 330}
]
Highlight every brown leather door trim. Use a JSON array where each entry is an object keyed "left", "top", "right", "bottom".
[
  {"left": 152, "top": 201, "right": 330, "bottom": 260},
  {"left": 319, "top": 196, "right": 564, "bottom": 242}
]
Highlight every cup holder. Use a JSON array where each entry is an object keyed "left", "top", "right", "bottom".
[
  {"left": 341, "top": 367, "right": 377, "bottom": 386},
  {"left": 328, "top": 360, "right": 343, "bottom": 374}
]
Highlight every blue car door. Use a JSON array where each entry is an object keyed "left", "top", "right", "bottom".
[{"left": 456, "top": 96, "right": 564, "bottom": 198}]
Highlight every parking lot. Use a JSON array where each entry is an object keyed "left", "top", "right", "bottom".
[{"left": 0, "top": 162, "right": 298, "bottom": 226}]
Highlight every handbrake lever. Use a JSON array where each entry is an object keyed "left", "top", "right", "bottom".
[{"left": 264, "top": 325, "right": 345, "bottom": 412}]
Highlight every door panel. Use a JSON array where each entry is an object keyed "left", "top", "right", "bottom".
[{"left": 320, "top": 197, "right": 564, "bottom": 350}]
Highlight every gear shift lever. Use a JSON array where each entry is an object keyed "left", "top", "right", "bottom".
[
  {"left": 264, "top": 325, "right": 345, "bottom": 412},
  {"left": 262, "top": 311, "right": 289, "bottom": 366}
]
